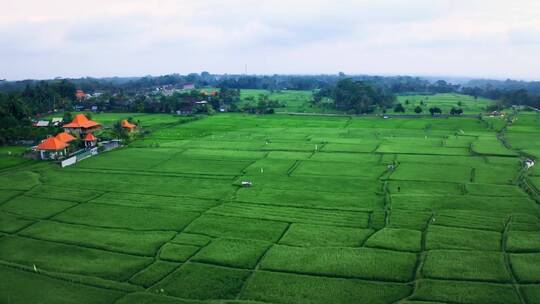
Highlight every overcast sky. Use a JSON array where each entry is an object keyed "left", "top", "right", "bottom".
[{"left": 1, "top": 0, "right": 540, "bottom": 80}]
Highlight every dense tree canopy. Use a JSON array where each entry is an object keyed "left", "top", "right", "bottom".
[{"left": 315, "top": 79, "right": 396, "bottom": 114}]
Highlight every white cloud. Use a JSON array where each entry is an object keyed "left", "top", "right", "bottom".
[{"left": 0, "top": 0, "right": 539, "bottom": 80}]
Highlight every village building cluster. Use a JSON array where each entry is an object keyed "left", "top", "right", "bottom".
[{"left": 35, "top": 114, "right": 136, "bottom": 160}]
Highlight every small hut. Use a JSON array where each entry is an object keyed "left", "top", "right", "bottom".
[
  {"left": 36, "top": 137, "right": 69, "bottom": 160},
  {"left": 63, "top": 114, "right": 101, "bottom": 135},
  {"left": 55, "top": 132, "right": 76, "bottom": 143},
  {"left": 83, "top": 133, "right": 98, "bottom": 148},
  {"left": 121, "top": 119, "right": 137, "bottom": 132}
]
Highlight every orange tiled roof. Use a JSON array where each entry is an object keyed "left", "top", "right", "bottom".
[
  {"left": 121, "top": 119, "right": 136, "bottom": 130},
  {"left": 75, "top": 90, "right": 85, "bottom": 99},
  {"left": 37, "top": 137, "right": 69, "bottom": 151},
  {"left": 55, "top": 132, "right": 76, "bottom": 143},
  {"left": 63, "top": 114, "right": 100, "bottom": 129},
  {"left": 83, "top": 133, "right": 97, "bottom": 141}
]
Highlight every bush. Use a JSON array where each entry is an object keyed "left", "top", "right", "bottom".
[
  {"left": 394, "top": 103, "right": 405, "bottom": 113},
  {"left": 450, "top": 107, "right": 464, "bottom": 115},
  {"left": 429, "top": 106, "right": 442, "bottom": 115}
]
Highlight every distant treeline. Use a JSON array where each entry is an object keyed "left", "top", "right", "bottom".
[
  {"left": 2, "top": 73, "right": 540, "bottom": 141},
  {"left": 2, "top": 73, "right": 539, "bottom": 108},
  {"left": 0, "top": 73, "right": 457, "bottom": 94}
]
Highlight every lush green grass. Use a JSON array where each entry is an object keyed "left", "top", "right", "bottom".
[
  {"left": 410, "top": 279, "right": 521, "bottom": 304},
  {"left": 241, "top": 270, "right": 411, "bottom": 304},
  {"left": 426, "top": 225, "right": 501, "bottom": 251},
  {"left": 1, "top": 195, "right": 77, "bottom": 218},
  {"left": 396, "top": 93, "right": 495, "bottom": 114},
  {"left": 151, "top": 263, "right": 251, "bottom": 300},
  {"left": 364, "top": 228, "right": 422, "bottom": 252},
  {"left": 2, "top": 111, "right": 539, "bottom": 303},
  {"left": 279, "top": 224, "right": 373, "bottom": 247},
  {"left": 20, "top": 221, "right": 175, "bottom": 255},
  {"left": 260, "top": 245, "right": 417, "bottom": 282},
  {"left": 422, "top": 250, "right": 511, "bottom": 282},
  {"left": 54, "top": 203, "right": 200, "bottom": 231},
  {"left": 0, "top": 236, "right": 152, "bottom": 281},
  {"left": 507, "top": 231, "right": 540, "bottom": 252},
  {"left": 191, "top": 238, "right": 270, "bottom": 269},
  {"left": 129, "top": 261, "right": 179, "bottom": 288},
  {"left": 0, "top": 265, "right": 125, "bottom": 304},
  {"left": 510, "top": 253, "right": 540, "bottom": 283},
  {"left": 238, "top": 91, "right": 496, "bottom": 115},
  {"left": 0, "top": 211, "right": 34, "bottom": 233},
  {"left": 159, "top": 243, "right": 200, "bottom": 262},
  {"left": 185, "top": 214, "right": 288, "bottom": 242}
]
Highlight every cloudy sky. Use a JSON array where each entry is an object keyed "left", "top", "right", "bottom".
[{"left": 2, "top": 0, "right": 540, "bottom": 80}]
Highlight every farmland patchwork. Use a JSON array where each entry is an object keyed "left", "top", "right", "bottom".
[{"left": 1, "top": 112, "right": 540, "bottom": 304}]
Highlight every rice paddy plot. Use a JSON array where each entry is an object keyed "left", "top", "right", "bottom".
[
  {"left": 53, "top": 203, "right": 200, "bottom": 231},
  {"left": 151, "top": 263, "right": 251, "bottom": 300},
  {"left": 425, "top": 225, "right": 502, "bottom": 251},
  {"left": 410, "top": 279, "right": 521, "bottom": 304},
  {"left": 260, "top": 245, "right": 417, "bottom": 282},
  {"left": 279, "top": 223, "right": 374, "bottom": 247},
  {"left": 209, "top": 202, "right": 371, "bottom": 228},
  {"left": 2, "top": 111, "right": 540, "bottom": 304},
  {"left": 0, "top": 265, "right": 125, "bottom": 304},
  {"left": 391, "top": 194, "right": 538, "bottom": 214},
  {"left": 234, "top": 187, "right": 382, "bottom": 211},
  {"left": 20, "top": 221, "right": 175, "bottom": 256},
  {"left": 241, "top": 270, "right": 411, "bottom": 304},
  {"left": 422, "top": 250, "right": 511, "bottom": 282},
  {"left": 0, "top": 236, "right": 152, "bottom": 281}
]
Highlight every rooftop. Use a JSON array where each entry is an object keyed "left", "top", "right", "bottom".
[
  {"left": 37, "top": 137, "right": 69, "bottom": 151},
  {"left": 63, "top": 114, "right": 100, "bottom": 129}
]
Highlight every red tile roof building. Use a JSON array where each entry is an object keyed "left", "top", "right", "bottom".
[
  {"left": 75, "top": 90, "right": 86, "bottom": 99},
  {"left": 121, "top": 119, "right": 136, "bottom": 131},
  {"left": 36, "top": 137, "right": 69, "bottom": 159},
  {"left": 37, "top": 137, "right": 69, "bottom": 151},
  {"left": 63, "top": 114, "right": 101, "bottom": 134},
  {"left": 55, "top": 132, "right": 76, "bottom": 143},
  {"left": 83, "top": 133, "right": 98, "bottom": 147},
  {"left": 83, "top": 133, "right": 97, "bottom": 141}
]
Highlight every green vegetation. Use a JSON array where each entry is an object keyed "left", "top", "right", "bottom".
[
  {"left": 422, "top": 250, "right": 511, "bottom": 282},
  {"left": 397, "top": 93, "right": 494, "bottom": 114},
  {"left": 364, "top": 228, "right": 422, "bottom": 252},
  {"left": 192, "top": 238, "right": 270, "bottom": 269},
  {"left": 260, "top": 245, "right": 417, "bottom": 282},
  {"left": 1, "top": 110, "right": 539, "bottom": 303},
  {"left": 151, "top": 263, "right": 251, "bottom": 300}
]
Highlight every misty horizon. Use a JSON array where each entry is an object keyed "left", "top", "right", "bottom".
[{"left": 2, "top": 1, "right": 540, "bottom": 81}]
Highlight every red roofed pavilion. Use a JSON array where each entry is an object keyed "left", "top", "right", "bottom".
[
  {"left": 37, "top": 137, "right": 69, "bottom": 159},
  {"left": 63, "top": 114, "right": 101, "bottom": 134},
  {"left": 121, "top": 119, "right": 137, "bottom": 131},
  {"left": 83, "top": 133, "right": 98, "bottom": 147},
  {"left": 55, "top": 132, "right": 76, "bottom": 143},
  {"left": 75, "top": 90, "right": 86, "bottom": 99}
]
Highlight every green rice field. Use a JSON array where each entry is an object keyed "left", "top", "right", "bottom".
[
  {"left": 240, "top": 90, "right": 496, "bottom": 114},
  {"left": 1, "top": 110, "right": 539, "bottom": 304}
]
